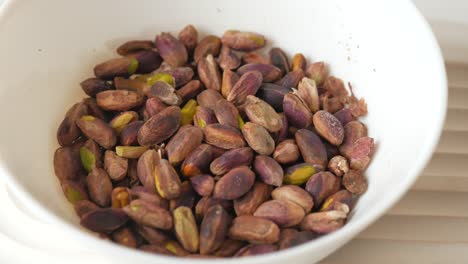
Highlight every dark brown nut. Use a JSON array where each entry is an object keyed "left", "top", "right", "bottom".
[
  {"left": 138, "top": 106, "right": 181, "bottom": 146},
  {"left": 297, "top": 77, "right": 320, "bottom": 113},
  {"left": 234, "top": 182, "right": 271, "bottom": 216},
  {"left": 323, "top": 76, "right": 348, "bottom": 99},
  {"left": 254, "top": 155, "right": 283, "bottom": 186},
  {"left": 305, "top": 171, "right": 340, "bottom": 207},
  {"left": 256, "top": 83, "right": 291, "bottom": 112},
  {"left": 194, "top": 35, "right": 222, "bottom": 64},
  {"left": 322, "top": 96, "right": 345, "bottom": 114},
  {"left": 321, "top": 189, "right": 353, "bottom": 212},
  {"left": 313, "top": 110, "right": 345, "bottom": 146},
  {"left": 79, "top": 139, "right": 102, "bottom": 172},
  {"left": 334, "top": 108, "right": 356, "bottom": 126},
  {"left": 57, "top": 102, "right": 88, "bottom": 146},
  {"left": 111, "top": 187, "right": 130, "bottom": 208},
  {"left": 300, "top": 210, "right": 347, "bottom": 234},
  {"left": 166, "top": 125, "right": 203, "bottom": 165},
  {"left": 244, "top": 95, "right": 283, "bottom": 133},
  {"left": 283, "top": 163, "right": 317, "bottom": 185},
  {"left": 242, "top": 52, "right": 269, "bottom": 64},
  {"left": 128, "top": 50, "right": 163, "bottom": 74},
  {"left": 159, "top": 67, "right": 195, "bottom": 88},
  {"left": 61, "top": 180, "right": 88, "bottom": 204},
  {"left": 176, "top": 80, "right": 203, "bottom": 104},
  {"left": 116, "top": 146, "right": 149, "bottom": 159},
  {"left": 134, "top": 224, "right": 170, "bottom": 245},
  {"left": 144, "top": 97, "right": 168, "bottom": 118},
  {"left": 271, "top": 185, "right": 314, "bottom": 213},
  {"left": 228, "top": 215, "right": 280, "bottom": 244},
  {"left": 178, "top": 24, "right": 198, "bottom": 53},
  {"left": 197, "top": 89, "right": 224, "bottom": 110},
  {"left": 54, "top": 147, "right": 82, "bottom": 181},
  {"left": 241, "top": 122, "right": 275, "bottom": 156},
  {"left": 227, "top": 71, "right": 263, "bottom": 105},
  {"left": 83, "top": 97, "right": 108, "bottom": 121},
  {"left": 218, "top": 45, "right": 241, "bottom": 70},
  {"left": 282, "top": 231, "right": 319, "bottom": 249},
  {"left": 163, "top": 241, "right": 190, "bottom": 256},
  {"left": 295, "top": 129, "right": 328, "bottom": 170},
  {"left": 200, "top": 204, "right": 231, "bottom": 254},
  {"left": 94, "top": 57, "right": 138, "bottom": 80},
  {"left": 221, "top": 30, "right": 266, "bottom": 51},
  {"left": 213, "top": 239, "right": 246, "bottom": 257},
  {"left": 328, "top": 155, "right": 349, "bottom": 177},
  {"left": 254, "top": 200, "right": 305, "bottom": 227},
  {"left": 213, "top": 166, "right": 255, "bottom": 200},
  {"left": 129, "top": 186, "right": 168, "bottom": 209},
  {"left": 169, "top": 181, "right": 197, "bottom": 211},
  {"left": 109, "top": 111, "right": 139, "bottom": 134},
  {"left": 155, "top": 32, "right": 188, "bottom": 67},
  {"left": 349, "top": 137, "right": 375, "bottom": 170},
  {"left": 147, "top": 80, "right": 182, "bottom": 106},
  {"left": 306, "top": 62, "right": 328, "bottom": 86},
  {"left": 343, "top": 169, "right": 368, "bottom": 194},
  {"left": 173, "top": 206, "right": 199, "bottom": 253},
  {"left": 203, "top": 124, "right": 246, "bottom": 150},
  {"left": 120, "top": 121, "right": 143, "bottom": 146},
  {"left": 210, "top": 147, "right": 253, "bottom": 175},
  {"left": 324, "top": 141, "right": 340, "bottom": 160},
  {"left": 154, "top": 159, "right": 182, "bottom": 200},
  {"left": 193, "top": 106, "right": 217, "bottom": 129},
  {"left": 190, "top": 174, "right": 214, "bottom": 196},
  {"left": 339, "top": 121, "right": 368, "bottom": 158},
  {"left": 276, "top": 69, "right": 305, "bottom": 89},
  {"left": 86, "top": 167, "right": 113, "bottom": 207},
  {"left": 80, "top": 208, "right": 128, "bottom": 233},
  {"left": 213, "top": 99, "right": 242, "bottom": 129},
  {"left": 198, "top": 54, "right": 222, "bottom": 91},
  {"left": 221, "top": 69, "right": 240, "bottom": 99},
  {"left": 76, "top": 115, "right": 117, "bottom": 149},
  {"left": 237, "top": 63, "right": 282, "bottom": 83},
  {"left": 181, "top": 144, "right": 214, "bottom": 177},
  {"left": 80, "top": 78, "right": 113, "bottom": 97},
  {"left": 273, "top": 139, "right": 300, "bottom": 165},
  {"left": 117, "top": 40, "right": 154, "bottom": 56},
  {"left": 112, "top": 227, "right": 137, "bottom": 248},
  {"left": 74, "top": 200, "right": 99, "bottom": 218},
  {"left": 195, "top": 197, "right": 233, "bottom": 220},
  {"left": 278, "top": 228, "right": 299, "bottom": 250},
  {"left": 123, "top": 199, "right": 173, "bottom": 229},
  {"left": 114, "top": 77, "right": 149, "bottom": 94},
  {"left": 96, "top": 90, "right": 144, "bottom": 111},
  {"left": 235, "top": 244, "right": 277, "bottom": 257},
  {"left": 136, "top": 149, "right": 159, "bottom": 192},
  {"left": 104, "top": 150, "right": 128, "bottom": 181},
  {"left": 275, "top": 113, "right": 289, "bottom": 143},
  {"left": 283, "top": 93, "right": 313, "bottom": 129},
  {"left": 269, "top": 47, "right": 289, "bottom": 75},
  {"left": 210, "top": 145, "right": 228, "bottom": 159},
  {"left": 291, "top": 53, "right": 306, "bottom": 72},
  {"left": 140, "top": 244, "right": 174, "bottom": 256}
]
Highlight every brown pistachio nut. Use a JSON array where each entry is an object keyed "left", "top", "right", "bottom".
[
  {"left": 116, "top": 146, "right": 149, "bottom": 159},
  {"left": 112, "top": 227, "right": 138, "bottom": 248},
  {"left": 169, "top": 181, "right": 197, "bottom": 211},
  {"left": 221, "top": 69, "right": 240, "bottom": 98},
  {"left": 203, "top": 123, "right": 246, "bottom": 150},
  {"left": 195, "top": 197, "right": 233, "bottom": 221},
  {"left": 306, "top": 62, "right": 328, "bottom": 86},
  {"left": 176, "top": 80, "right": 203, "bottom": 105},
  {"left": 128, "top": 50, "right": 163, "bottom": 74},
  {"left": 76, "top": 115, "right": 117, "bottom": 149},
  {"left": 269, "top": 47, "right": 290, "bottom": 75},
  {"left": 80, "top": 208, "right": 128, "bottom": 233},
  {"left": 129, "top": 186, "right": 168, "bottom": 209},
  {"left": 134, "top": 223, "right": 170, "bottom": 245},
  {"left": 74, "top": 200, "right": 99, "bottom": 218},
  {"left": 181, "top": 144, "right": 214, "bottom": 177},
  {"left": 213, "top": 166, "right": 255, "bottom": 200},
  {"left": 278, "top": 229, "right": 299, "bottom": 250},
  {"left": 155, "top": 32, "right": 188, "bottom": 67},
  {"left": 196, "top": 89, "right": 224, "bottom": 110},
  {"left": 94, "top": 57, "right": 139, "bottom": 80},
  {"left": 313, "top": 110, "right": 345, "bottom": 146},
  {"left": 237, "top": 63, "right": 282, "bottom": 83},
  {"left": 120, "top": 121, "right": 143, "bottom": 146},
  {"left": 241, "top": 122, "right": 275, "bottom": 155},
  {"left": 295, "top": 129, "right": 328, "bottom": 170},
  {"left": 254, "top": 199, "right": 305, "bottom": 227},
  {"left": 158, "top": 67, "right": 195, "bottom": 88},
  {"left": 127, "top": 159, "right": 140, "bottom": 187},
  {"left": 57, "top": 102, "right": 88, "bottom": 146},
  {"left": 228, "top": 215, "right": 280, "bottom": 244},
  {"left": 227, "top": 70, "right": 263, "bottom": 105},
  {"left": 198, "top": 54, "right": 222, "bottom": 91},
  {"left": 222, "top": 30, "right": 266, "bottom": 51},
  {"left": 109, "top": 111, "right": 139, "bottom": 134},
  {"left": 140, "top": 244, "right": 174, "bottom": 256},
  {"left": 323, "top": 76, "right": 348, "bottom": 99},
  {"left": 194, "top": 35, "right": 222, "bottom": 64},
  {"left": 136, "top": 149, "right": 159, "bottom": 192},
  {"left": 123, "top": 199, "right": 173, "bottom": 229},
  {"left": 291, "top": 53, "right": 307, "bottom": 72},
  {"left": 234, "top": 182, "right": 271, "bottom": 216},
  {"left": 273, "top": 139, "right": 300, "bottom": 165},
  {"left": 163, "top": 240, "right": 190, "bottom": 256},
  {"left": 166, "top": 125, "right": 203, "bottom": 165},
  {"left": 254, "top": 155, "right": 283, "bottom": 187},
  {"left": 339, "top": 121, "right": 368, "bottom": 158},
  {"left": 147, "top": 80, "right": 182, "bottom": 106},
  {"left": 324, "top": 141, "right": 340, "bottom": 160},
  {"left": 190, "top": 174, "right": 214, "bottom": 197},
  {"left": 154, "top": 159, "right": 182, "bottom": 200},
  {"left": 87, "top": 167, "right": 113, "bottom": 207},
  {"left": 276, "top": 69, "right": 305, "bottom": 89},
  {"left": 300, "top": 210, "right": 347, "bottom": 234},
  {"left": 60, "top": 180, "right": 88, "bottom": 205},
  {"left": 305, "top": 171, "right": 340, "bottom": 207},
  {"left": 117, "top": 40, "right": 154, "bottom": 56},
  {"left": 79, "top": 139, "right": 102, "bottom": 172},
  {"left": 321, "top": 189, "right": 354, "bottom": 212},
  {"left": 96, "top": 90, "right": 144, "bottom": 111},
  {"left": 173, "top": 206, "right": 199, "bottom": 253},
  {"left": 213, "top": 239, "right": 246, "bottom": 257},
  {"left": 178, "top": 24, "right": 198, "bottom": 53},
  {"left": 80, "top": 78, "right": 113, "bottom": 97},
  {"left": 83, "top": 97, "right": 109, "bottom": 121},
  {"left": 193, "top": 106, "right": 217, "bottom": 129},
  {"left": 349, "top": 137, "right": 375, "bottom": 170},
  {"left": 271, "top": 185, "right": 314, "bottom": 213},
  {"left": 275, "top": 113, "right": 289, "bottom": 143},
  {"left": 283, "top": 93, "right": 313, "bottom": 129},
  {"left": 210, "top": 147, "right": 253, "bottom": 175},
  {"left": 218, "top": 45, "right": 241, "bottom": 70},
  {"left": 111, "top": 187, "right": 130, "bottom": 208},
  {"left": 321, "top": 96, "right": 345, "bottom": 114},
  {"left": 213, "top": 99, "right": 242, "bottom": 129},
  {"left": 104, "top": 150, "right": 128, "bottom": 181},
  {"left": 342, "top": 169, "right": 368, "bottom": 194},
  {"left": 328, "top": 155, "right": 349, "bottom": 177},
  {"left": 283, "top": 163, "right": 317, "bottom": 185},
  {"left": 235, "top": 244, "right": 277, "bottom": 257},
  {"left": 297, "top": 77, "right": 320, "bottom": 113},
  {"left": 200, "top": 204, "right": 231, "bottom": 254},
  {"left": 143, "top": 97, "right": 168, "bottom": 119},
  {"left": 137, "top": 106, "right": 181, "bottom": 146},
  {"left": 334, "top": 108, "right": 356, "bottom": 126},
  {"left": 242, "top": 52, "right": 269, "bottom": 64},
  {"left": 244, "top": 95, "right": 283, "bottom": 133},
  {"left": 256, "top": 83, "right": 291, "bottom": 112},
  {"left": 281, "top": 231, "right": 319, "bottom": 249},
  {"left": 54, "top": 146, "right": 82, "bottom": 181}
]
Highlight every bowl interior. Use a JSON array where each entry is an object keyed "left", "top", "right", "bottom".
[{"left": 0, "top": 0, "right": 445, "bottom": 263}]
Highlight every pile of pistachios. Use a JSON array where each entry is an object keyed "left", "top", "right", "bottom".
[{"left": 54, "top": 24, "right": 374, "bottom": 258}]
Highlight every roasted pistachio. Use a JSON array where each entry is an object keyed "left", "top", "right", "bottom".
[
  {"left": 111, "top": 187, "right": 130, "bottom": 208},
  {"left": 210, "top": 147, "right": 253, "bottom": 175},
  {"left": 295, "top": 129, "right": 328, "bottom": 170},
  {"left": 328, "top": 155, "right": 349, "bottom": 177},
  {"left": 339, "top": 121, "right": 368, "bottom": 158},
  {"left": 297, "top": 77, "right": 320, "bottom": 113},
  {"left": 196, "top": 89, "right": 224, "bottom": 110},
  {"left": 305, "top": 171, "right": 340, "bottom": 206},
  {"left": 54, "top": 146, "right": 82, "bottom": 181},
  {"left": 300, "top": 210, "right": 347, "bottom": 234},
  {"left": 61, "top": 180, "right": 88, "bottom": 204},
  {"left": 173, "top": 206, "right": 199, "bottom": 253},
  {"left": 244, "top": 95, "right": 283, "bottom": 133},
  {"left": 80, "top": 139, "right": 102, "bottom": 172},
  {"left": 235, "top": 244, "right": 277, "bottom": 257},
  {"left": 74, "top": 200, "right": 98, "bottom": 218},
  {"left": 178, "top": 24, "right": 198, "bottom": 53},
  {"left": 342, "top": 169, "right": 368, "bottom": 194},
  {"left": 137, "top": 106, "right": 181, "bottom": 146},
  {"left": 254, "top": 155, "right": 283, "bottom": 186},
  {"left": 313, "top": 110, "right": 345, "bottom": 146},
  {"left": 80, "top": 208, "right": 128, "bottom": 233},
  {"left": 213, "top": 239, "right": 246, "bottom": 257},
  {"left": 190, "top": 174, "right": 214, "bottom": 196},
  {"left": 147, "top": 80, "right": 182, "bottom": 106},
  {"left": 193, "top": 106, "right": 217, "bottom": 129},
  {"left": 80, "top": 78, "right": 113, "bottom": 97},
  {"left": 283, "top": 163, "right": 317, "bottom": 185},
  {"left": 306, "top": 62, "right": 328, "bottom": 86},
  {"left": 321, "top": 189, "right": 353, "bottom": 212},
  {"left": 96, "top": 90, "right": 144, "bottom": 111},
  {"left": 57, "top": 102, "right": 88, "bottom": 146},
  {"left": 76, "top": 115, "right": 117, "bottom": 149},
  {"left": 272, "top": 185, "right": 314, "bottom": 213},
  {"left": 116, "top": 146, "right": 149, "bottom": 159},
  {"left": 169, "top": 181, "right": 197, "bottom": 211},
  {"left": 200, "top": 204, "right": 231, "bottom": 254},
  {"left": 276, "top": 69, "right": 305, "bottom": 89},
  {"left": 291, "top": 53, "right": 306, "bottom": 72},
  {"left": 176, "top": 80, "right": 203, "bottom": 105},
  {"left": 120, "top": 121, "right": 143, "bottom": 146},
  {"left": 218, "top": 45, "right": 241, "bottom": 70},
  {"left": 134, "top": 223, "right": 170, "bottom": 245},
  {"left": 237, "top": 63, "right": 282, "bottom": 83},
  {"left": 198, "top": 54, "right": 222, "bottom": 91},
  {"left": 117, "top": 40, "right": 154, "bottom": 55},
  {"left": 94, "top": 57, "right": 139, "bottom": 80},
  {"left": 269, "top": 47, "right": 289, "bottom": 75},
  {"left": 123, "top": 199, "right": 173, "bottom": 229},
  {"left": 256, "top": 83, "right": 291, "bottom": 112},
  {"left": 155, "top": 32, "right": 188, "bottom": 67},
  {"left": 213, "top": 99, "right": 242, "bottom": 128},
  {"left": 227, "top": 71, "right": 263, "bottom": 105},
  {"left": 194, "top": 35, "right": 222, "bottom": 64},
  {"left": 109, "top": 111, "right": 139, "bottom": 134},
  {"left": 203, "top": 124, "right": 246, "bottom": 150},
  {"left": 154, "top": 159, "right": 182, "bottom": 199},
  {"left": 213, "top": 166, "right": 255, "bottom": 200},
  {"left": 143, "top": 97, "right": 168, "bottom": 119},
  {"left": 254, "top": 199, "right": 305, "bottom": 227},
  {"left": 283, "top": 93, "right": 313, "bottom": 129},
  {"left": 228, "top": 215, "right": 280, "bottom": 244},
  {"left": 242, "top": 122, "right": 275, "bottom": 155},
  {"left": 273, "top": 139, "right": 299, "bottom": 165},
  {"left": 158, "top": 67, "right": 195, "bottom": 88},
  {"left": 221, "top": 69, "right": 240, "bottom": 98},
  {"left": 87, "top": 167, "right": 113, "bottom": 207},
  {"left": 242, "top": 52, "right": 269, "bottom": 64},
  {"left": 104, "top": 150, "right": 128, "bottom": 181},
  {"left": 128, "top": 50, "right": 162, "bottom": 74},
  {"left": 181, "top": 144, "right": 214, "bottom": 177},
  {"left": 349, "top": 137, "right": 375, "bottom": 170},
  {"left": 221, "top": 30, "right": 266, "bottom": 51},
  {"left": 334, "top": 108, "right": 356, "bottom": 126},
  {"left": 136, "top": 149, "right": 159, "bottom": 192}
]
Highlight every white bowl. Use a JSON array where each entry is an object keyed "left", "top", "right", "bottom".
[{"left": 0, "top": 0, "right": 446, "bottom": 263}]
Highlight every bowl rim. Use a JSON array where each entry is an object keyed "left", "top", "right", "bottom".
[{"left": 0, "top": 0, "right": 447, "bottom": 262}]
